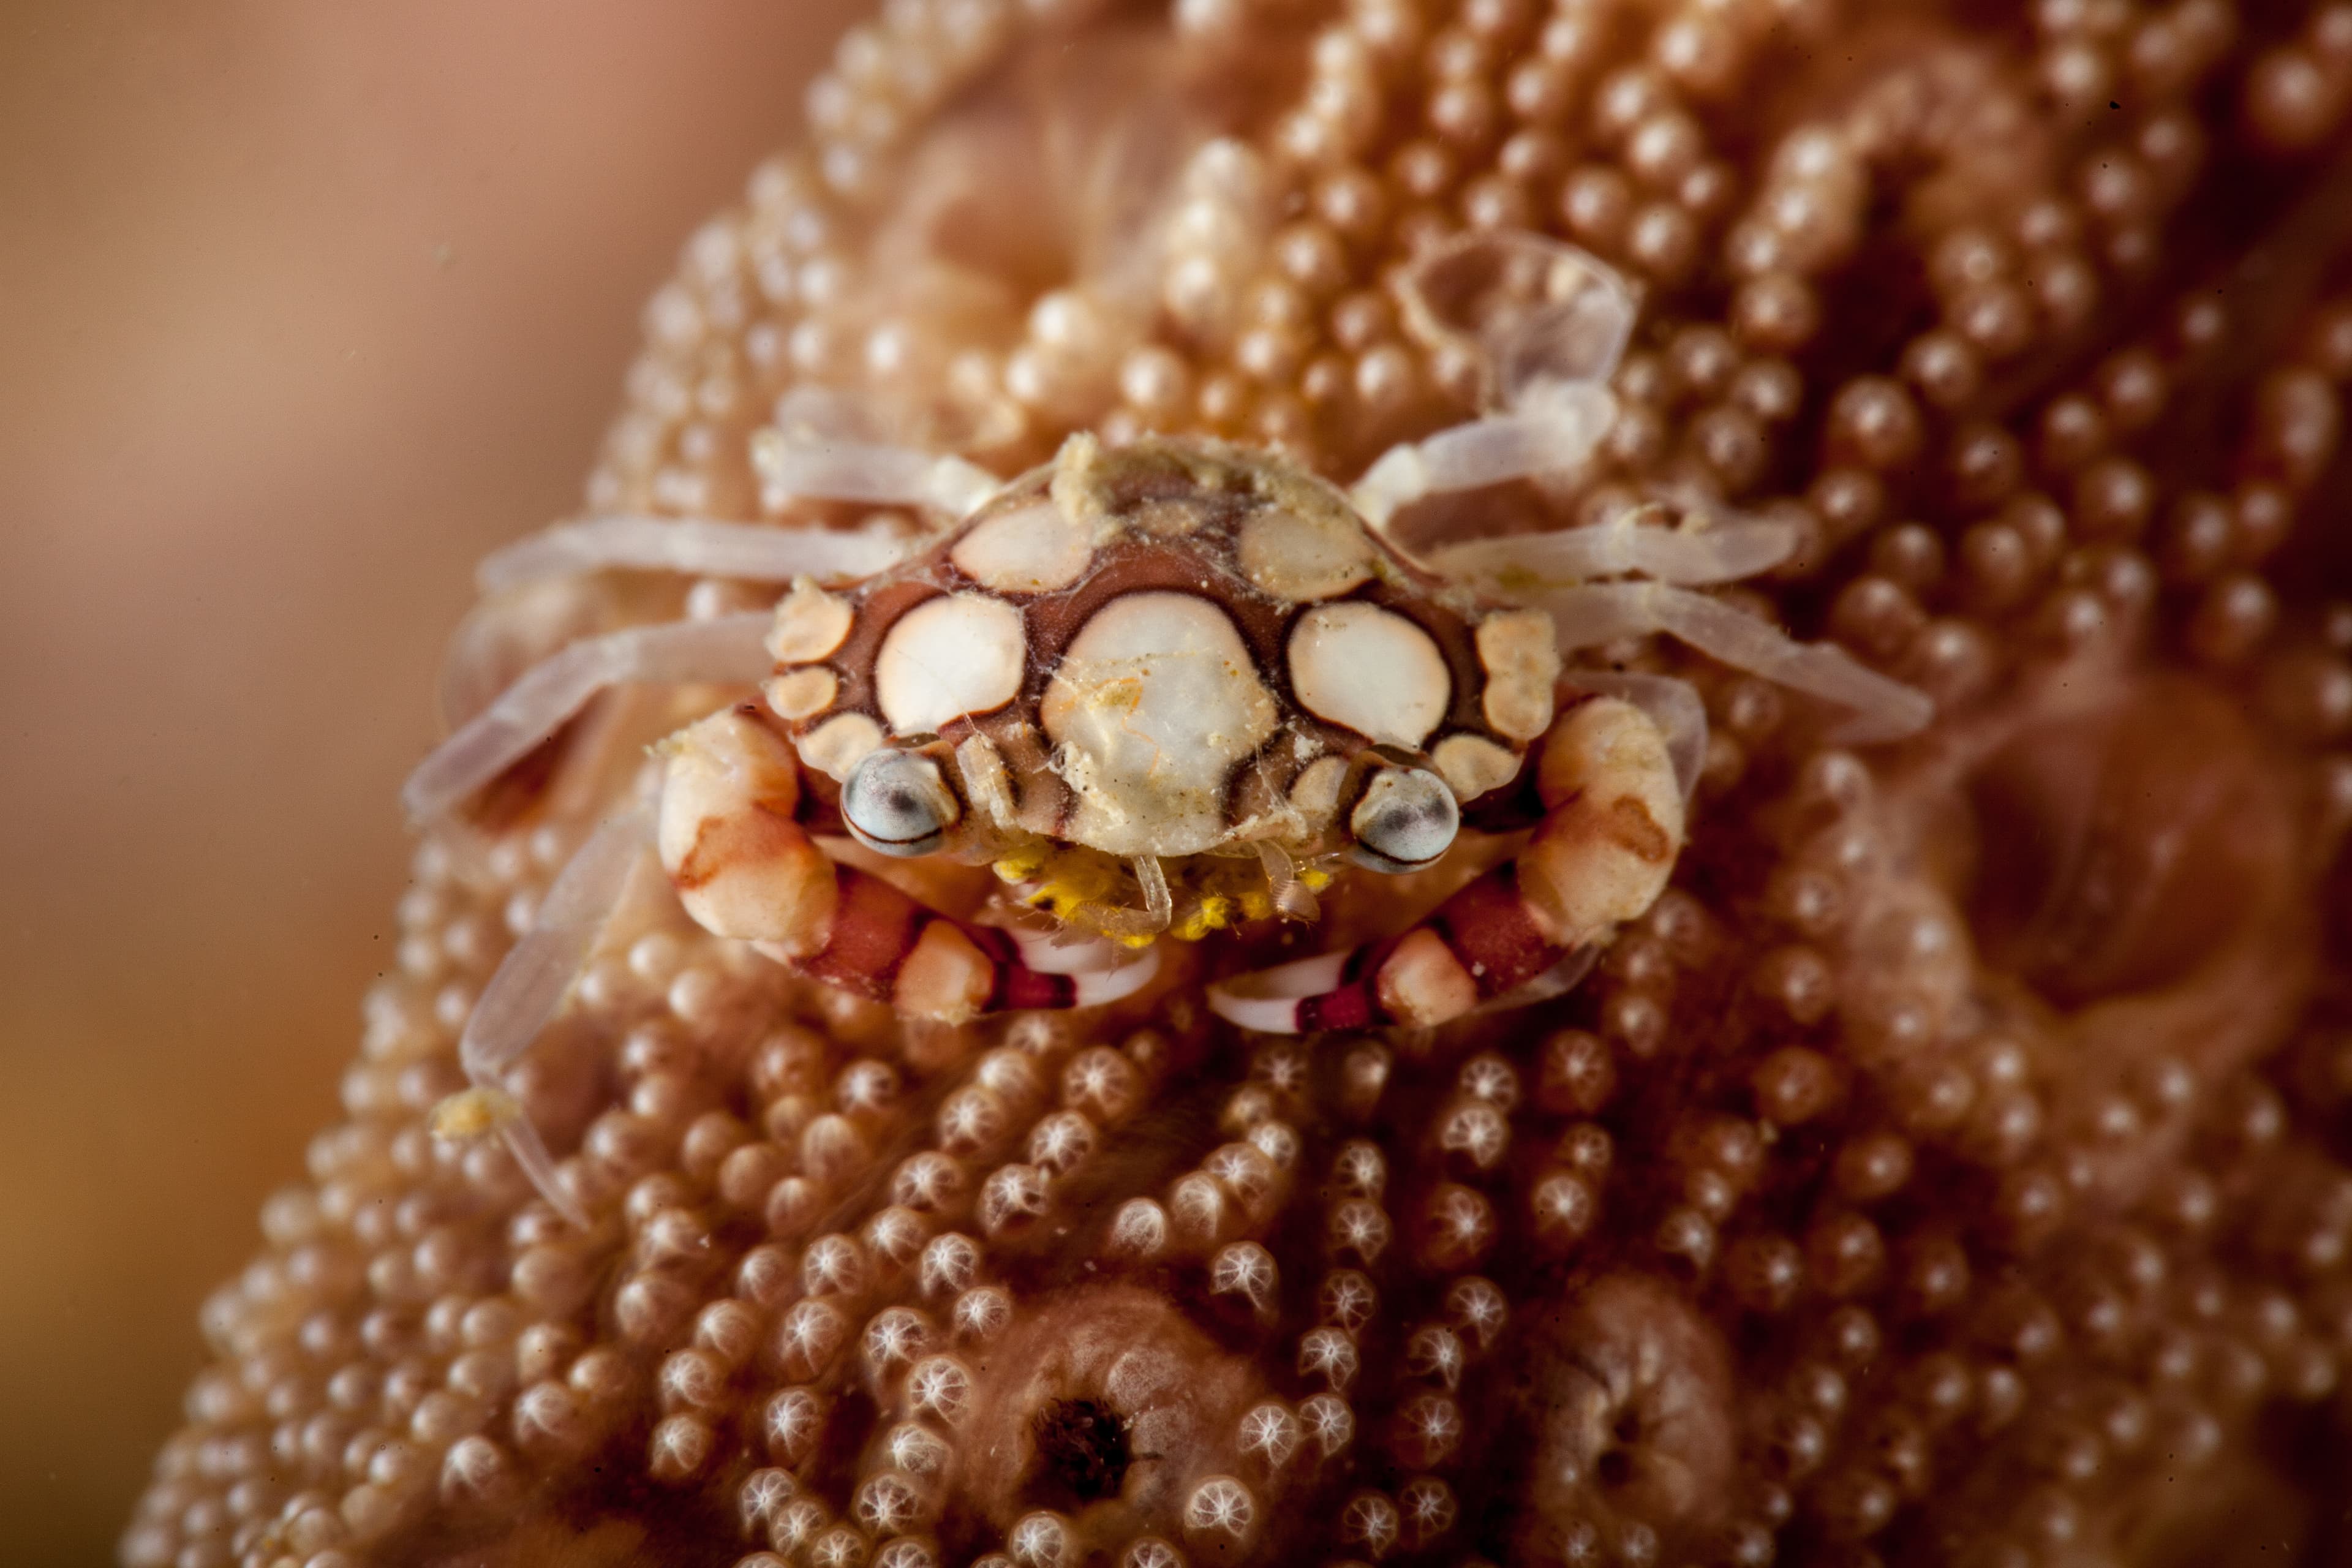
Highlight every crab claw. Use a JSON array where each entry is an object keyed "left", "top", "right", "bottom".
[
  {"left": 1208, "top": 865, "right": 1585, "bottom": 1033},
  {"left": 1205, "top": 948, "right": 1366, "bottom": 1033},
  {"left": 747, "top": 872, "right": 1163, "bottom": 1022},
  {"left": 1211, "top": 695, "right": 1683, "bottom": 1034},
  {"left": 1008, "top": 927, "right": 1165, "bottom": 1004}
]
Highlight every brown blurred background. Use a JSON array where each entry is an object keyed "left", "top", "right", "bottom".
[{"left": 0, "top": 4, "right": 864, "bottom": 1561}]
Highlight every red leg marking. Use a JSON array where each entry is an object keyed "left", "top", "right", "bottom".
[
  {"left": 1212, "top": 865, "right": 1581, "bottom": 1032},
  {"left": 791, "top": 867, "right": 1087, "bottom": 1014},
  {"left": 794, "top": 866, "right": 927, "bottom": 1002},
  {"left": 1428, "top": 865, "right": 1571, "bottom": 1002}
]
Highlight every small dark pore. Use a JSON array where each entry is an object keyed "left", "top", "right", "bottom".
[{"left": 1033, "top": 1398, "right": 1131, "bottom": 1502}]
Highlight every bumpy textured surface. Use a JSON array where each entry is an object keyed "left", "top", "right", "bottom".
[{"left": 126, "top": 0, "right": 2352, "bottom": 1564}]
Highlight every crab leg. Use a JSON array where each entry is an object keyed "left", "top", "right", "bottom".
[
  {"left": 762, "top": 865, "right": 1161, "bottom": 1016},
  {"left": 402, "top": 611, "right": 774, "bottom": 821},
  {"left": 1349, "top": 382, "right": 1618, "bottom": 535},
  {"left": 459, "top": 808, "right": 649, "bottom": 1082},
  {"left": 752, "top": 427, "right": 1001, "bottom": 518},
  {"left": 1570, "top": 670, "right": 1708, "bottom": 802},
  {"left": 1427, "top": 511, "right": 1800, "bottom": 587},
  {"left": 1209, "top": 696, "right": 1681, "bottom": 1034},
  {"left": 1537, "top": 581, "right": 1934, "bottom": 744},
  {"left": 477, "top": 515, "right": 913, "bottom": 594},
  {"left": 1354, "top": 230, "right": 1643, "bottom": 534},
  {"left": 663, "top": 710, "right": 1157, "bottom": 1023},
  {"left": 439, "top": 806, "right": 652, "bottom": 1223}
]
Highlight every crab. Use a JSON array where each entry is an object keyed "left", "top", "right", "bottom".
[{"left": 406, "top": 234, "right": 1931, "bottom": 1219}]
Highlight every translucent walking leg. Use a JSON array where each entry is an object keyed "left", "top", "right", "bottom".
[
  {"left": 402, "top": 611, "right": 773, "bottom": 821},
  {"left": 1540, "top": 582, "right": 1935, "bottom": 744},
  {"left": 1428, "top": 511, "right": 1800, "bottom": 589},
  {"left": 477, "top": 515, "right": 913, "bottom": 594},
  {"left": 1395, "top": 231, "right": 1640, "bottom": 406},
  {"left": 1349, "top": 383, "right": 1618, "bottom": 535},
  {"left": 451, "top": 807, "right": 650, "bottom": 1224},
  {"left": 752, "top": 432, "right": 999, "bottom": 521},
  {"left": 1355, "top": 231, "right": 1642, "bottom": 535}
]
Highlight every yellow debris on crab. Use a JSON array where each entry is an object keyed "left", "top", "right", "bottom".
[{"left": 992, "top": 843, "right": 1332, "bottom": 944}]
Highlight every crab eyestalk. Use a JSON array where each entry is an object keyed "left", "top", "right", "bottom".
[
  {"left": 1347, "top": 764, "right": 1460, "bottom": 873},
  {"left": 842, "top": 746, "right": 962, "bottom": 858}
]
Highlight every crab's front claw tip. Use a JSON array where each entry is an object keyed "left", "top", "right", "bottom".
[
  {"left": 1207, "top": 949, "right": 1364, "bottom": 1034},
  {"left": 1008, "top": 928, "right": 1129, "bottom": 976},
  {"left": 1068, "top": 940, "right": 1162, "bottom": 1008},
  {"left": 999, "top": 927, "right": 1164, "bottom": 1009}
]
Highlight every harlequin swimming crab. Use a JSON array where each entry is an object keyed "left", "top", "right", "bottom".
[{"left": 408, "top": 235, "right": 1930, "bottom": 1217}]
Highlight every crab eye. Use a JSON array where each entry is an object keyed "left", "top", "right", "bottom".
[
  {"left": 843, "top": 748, "right": 960, "bottom": 857},
  {"left": 1349, "top": 765, "right": 1460, "bottom": 873}
]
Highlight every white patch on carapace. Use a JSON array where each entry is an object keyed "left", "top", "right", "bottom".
[
  {"left": 798, "top": 712, "right": 884, "bottom": 782},
  {"left": 1236, "top": 506, "right": 1374, "bottom": 602},
  {"left": 1039, "top": 591, "right": 1278, "bottom": 857},
  {"left": 1476, "top": 609, "right": 1562, "bottom": 742},
  {"left": 764, "top": 667, "right": 839, "bottom": 721},
  {"left": 768, "top": 577, "right": 854, "bottom": 664},
  {"left": 1288, "top": 601, "right": 1450, "bottom": 748},
  {"left": 875, "top": 592, "right": 1026, "bottom": 736},
  {"left": 950, "top": 499, "right": 1095, "bottom": 594},
  {"left": 1433, "top": 733, "right": 1523, "bottom": 802}
]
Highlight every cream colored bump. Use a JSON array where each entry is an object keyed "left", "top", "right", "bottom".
[
  {"left": 1288, "top": 755, "right": 1347, "bottom": 830},
  {"left": 1236, "top": 507, "right": 1376, "bottom": 602},
  {"left": 1476, "top": 609, "right": 1562, "bottom": 742},
  {"left": 951, "top": 500, "right": 1094, "bottom": 594},
  {"left": 1287, "top": 602, "right": 1450, "bottom": 748},
  {"left": 1049, "top": 431, "right": 1108, "bottom": 525},
  {"left": 874, "top": 592, "right": 1027, "bottom": 736},
  {"left": 955, "top": 733, "right": 1018, "bottom": 831},
  {"left": 1375, "top": 929, "right": 1480, "bottom": 1027},
  {"left": 1432, "top": 734, "right": 1523, "bottom": 802},
  {"left": 1040, "top": 592, "right": 1279, "bottom": 858},
  {"left": 798, "top": 712, "right": 885, "bottom": 782},
  {"left": 768, "top": 576, "right": 855, "bottom": 664},
  {"left": 894, "top": 922, "right": 995, "bottom": 1024},
  {"left": 1128, "top": 498, "right": 1208, "bottom": 538},
  {"left": 658, "top": 710, "right": 837, "bottom": 954},
  {"left": 765, "top": 667, "right": 839, "bottom": 722}
]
